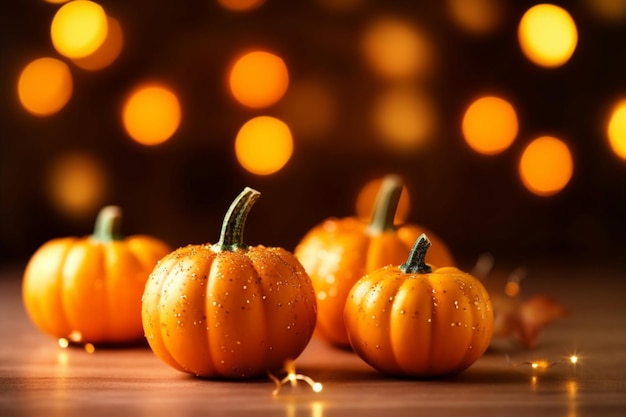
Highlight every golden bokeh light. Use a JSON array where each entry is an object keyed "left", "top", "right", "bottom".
[
  {"left": 361, "top": 17, "right": 433, "bottom": 80},
  {"left": 462, "top": 96, "right": 518, "bottom": 155},
  {"left": 518, "top": 4, "right": 578, "bottom": 68},
  {"left": 51, "top": 0, "right": 109, "bottom": 59},
  {"left": 607, "top": 99, "right": 626, "bottom": 160},
  {"left": 519, "top": 136, "right": 573, "bottom": 196},
  {"left": 235, "top": 116, "right": 293, "bottom": 175},
  {"left": 17, "top": 57, "right": 73, "bottom": 116},
  {"left": 228, "top": 51, "right": 289, "bottom": 109},
  {"left": 48, "top": 152, "right": 108, "bottom": 216},
  {"left": 447, "top": 0, "right": 506, "bottom": 34},
  {"left": 277, "top": 78, "right": 336, "bottom": 140},
  {"left": 373, "top": 87, "right": 436, "bottom": 152},
  {"left": 122, "top": 83, "right": 182, "bottom": 146},
  {"left": 72, "top": 15, "right": 123, "bottom": 71},
  {"left": 217, "top": 0, "right": 266, "bottom": 12},
  {"left": 356, "top": 177, "right": 410, "bottom": 223}
]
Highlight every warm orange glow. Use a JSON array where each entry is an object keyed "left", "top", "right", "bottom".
[
  {"left": 17, "top": 57, "right": 73, "bottom": 116},
  {"left": 51, "top": 0, "right": 108, "bottom": 59},
  {"left": 373, "top": 87, "right": 436, "bottom": 152},
  {"left": 277, "top": 78, "right": 336, "bottom": 140},
  {"left": 585, "top": 0, "right": 626, "bottom": 22},
  {"left": 229, "top": 51, "right": 289, "bottom": 108},
  {"left": 504, "top": 281, "right": 521, "bottom": 297},
  {"left": 518, "top": 4, "right": 578, "bottom": 68},
  {"left": 607, "top": 99, "right": 626, "bottom": 160},
  {"left": 519, "top": 136, "right": 573, "bottom": 196},
  {"left": 356, "top": 177, "right": 410, "bottom": 223},
  {"left": 72, "top": 15, "right": 123, "bottom": 71},
  {"left": 447, "top": 0, "right": 506, "bottom": 34},
  {"left": 44, "top": 0, "right": 70, "bottom": 3},
  {"left": 217, "top": 0, "right": 265, "bottom": 12},
  {"left": 48, "top": 152, "right": 108, "bottom": 216},
  {"left": 361, "top": 17, "right": 432, "bottom": 79},
  {"left": 462, "top": 96, "right": 518, "bottom": 155},
  {"left": 122, "top": 83, "right": 181, "bottom": 145},
  {"left": 235, "top": 116, "right": 293, "bottom": 175}
]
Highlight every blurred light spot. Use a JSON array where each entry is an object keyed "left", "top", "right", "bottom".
[
  {"left": 217, "top": 0, "right": 265, "bottom": 12},
  {"left": 122, "top": 83, "right": 181, "bottom": 146},
  {"left": 462, "top": 96, "right": 518, "bottom": 155},
  {"left": 317, "top": 0, "right": 365, "bottom": 13},
  {"left": 447, "top": 0, "right": 507, "bottom": 34},
  {"left": 48, "top": 152, "right": 108, "bottom": 216},
  {"left": 519, "top": 136, "right": 573, "bottom": 196},
  {"left": 373, "top": 87, "right": 436, "bottom": 152},
  {"left": 229, "top": 51, "right": 289, "bottom": 108},
  {"left": 607, "top": 99, "right": 626, "bottom": 160},
  {"left": 518, "top": 4, "right": 578, "bottom": 68},
  {"left": 504, "top": 281, "right": 520, "bottom": 297},
  {"left": 17, "top": 57, "right": 73, "bottom": 116},
  {"left": 235, "top": 116, "right": 293, "bottom": 175},
  {"left": 356, "top": 177, "right": 410, "bottom": 223},
  {"left": 277, "top": 78, "right": 336, "bottom": 140},
  {"left": 361, "top": 17, "right": 433, "bottom": 80},
  {"left": 72, "top": 15, "right": 123, "bottom": 71},
  {"left": 51, "top": 0, "right": 108, "bottom": 59},
  {"left": 584, "top": 0, "right": 626, "bottom": 22}
]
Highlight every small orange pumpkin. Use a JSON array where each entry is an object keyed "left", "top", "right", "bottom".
[
  {"left": 295, "top": 175, "right": 454, "bottom": 348},
  {"left": 344, "top": 234, "right": 494, "bottom": 377},
  {"left": 141, "top": 187, "right": 317, "bottom": 378},
  {"left": 22, "top": 206, "right": 171, "bottom": 345}
]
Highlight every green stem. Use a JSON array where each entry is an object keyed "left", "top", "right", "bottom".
[
  {"left": 367, "top": 174, "right": 403, "bottom": 234},
  {"left": 215, "top": 187, "right": 261, "bottom": 251},
  {"left": 92, "top": 206, "right": 123, "bottom": 241},
  {"left": 400, "top": 233, "right": 432, "bottom": 274}
]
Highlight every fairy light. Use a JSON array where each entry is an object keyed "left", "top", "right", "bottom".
[
  {"left": 269, "top": 360, "right": 323, "bottom": 396},
  {"left": 58, "top": 338, "right": 70, "bottom": 348},
  {"left": 508, "top": 353, "right": 582, "bottom": 373}
]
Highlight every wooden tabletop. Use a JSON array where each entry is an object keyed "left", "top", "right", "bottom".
[{"left": 1, "top": 261, "right": 625, "bottom": 416}]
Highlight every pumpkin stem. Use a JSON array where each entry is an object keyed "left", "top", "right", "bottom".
[
  {"left": 367, "top": 174, "right": 403, "bottom": 234},
  {"left": 216, "top": 187, "right": 261, "bottom": 251},
  {"left": 92, "top": 206, "right": 123, "bottom": 242},
  {"left": 400, "top": 233, "right": 432, "bottom": 274}
]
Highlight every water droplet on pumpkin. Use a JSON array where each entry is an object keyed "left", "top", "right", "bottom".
[{"left": 400, "top": 309, "right": 406, "bottom": 315}]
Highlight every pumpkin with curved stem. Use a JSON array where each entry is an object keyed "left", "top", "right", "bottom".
[
  {"left": 344, "top": 234, "right": 493, "bottom": 377},
  {"left": 295, "top": 175, "right": 454, "bottom": 348},
  {"left": 141, "top": 187, "right": 317, "bottom": 378},
  {"left": 22, "top": 206, "right": 171, "bottom": 345}
]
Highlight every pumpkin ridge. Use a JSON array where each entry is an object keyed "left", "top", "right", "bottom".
[
  {"left": 42, "top": 238, "right": 76, "bottom": 337},
  {"left": 143, "top": 253, "right": 188, "bottom": 373},
  {"left": 385, "top": 275, "right": 409, "bottom": 374}
]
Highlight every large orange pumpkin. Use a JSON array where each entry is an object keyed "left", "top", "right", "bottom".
[
  {"left": 22, "top": 206, "right": 171, "bottom": 345},
  {"left": 295, "top": 175, "right": 454, "bottom": 348},
  {"left": 344, "top": 234, "right": 493, "bottom": 377},
  {"left": 141, "top": 187, "right": 317, "bottom": 378}
]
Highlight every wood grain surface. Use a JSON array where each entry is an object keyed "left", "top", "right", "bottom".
[{"left": 1, "top": 262, "right": 625, "bottom": 416}]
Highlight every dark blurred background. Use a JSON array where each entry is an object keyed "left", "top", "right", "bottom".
[{"left": 2, "top": 0, "right": 626, "bottom": 271}]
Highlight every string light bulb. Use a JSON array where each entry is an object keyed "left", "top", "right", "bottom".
[{"left": 269, "top": 360, "right": 323, "bottom": 396}]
